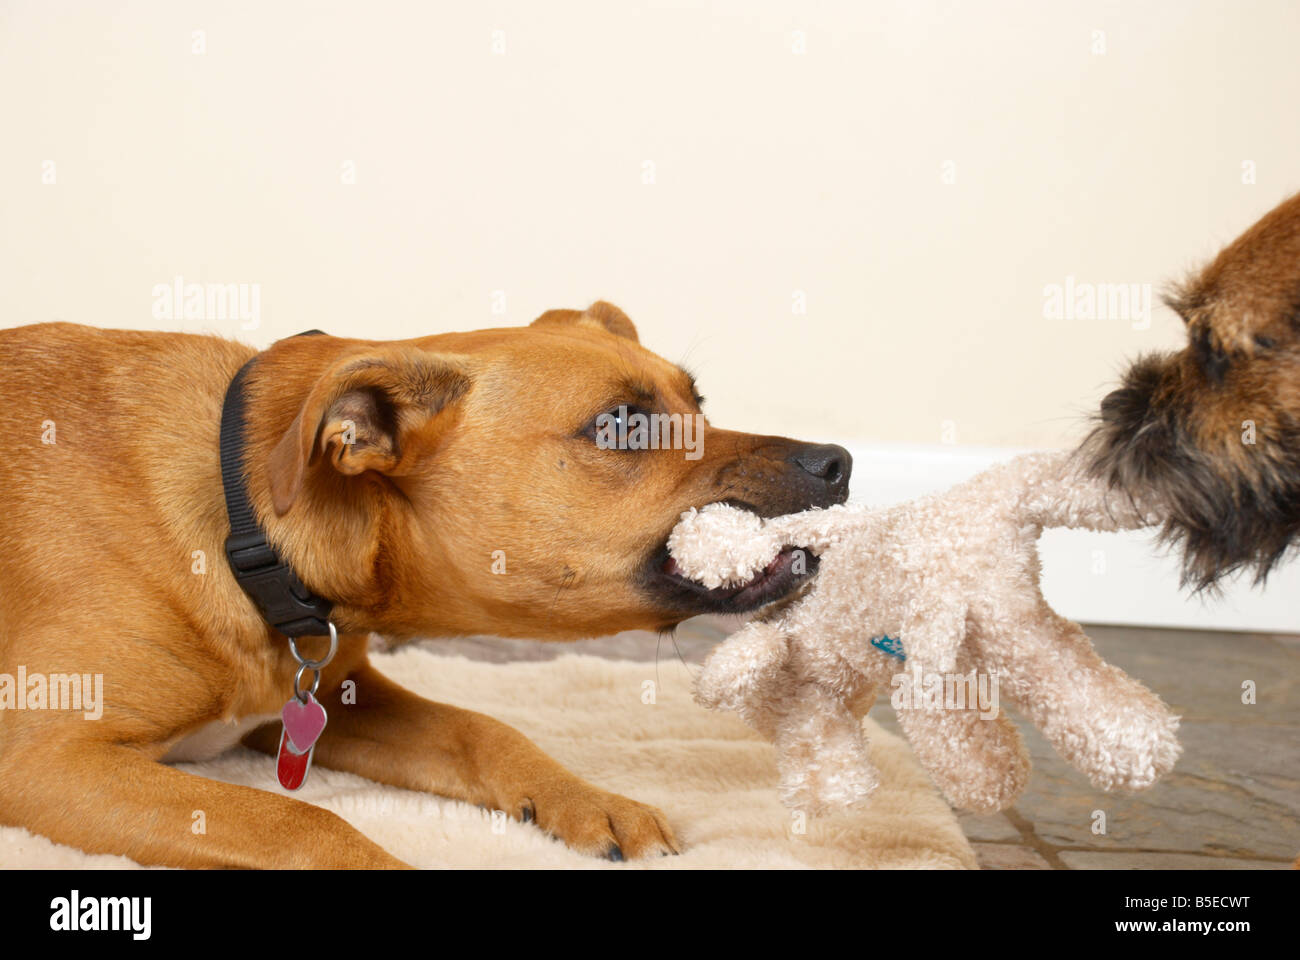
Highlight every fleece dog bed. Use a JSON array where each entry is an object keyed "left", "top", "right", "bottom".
[{"left": 0, "top": 649, "right": 975, "bottom": 869}]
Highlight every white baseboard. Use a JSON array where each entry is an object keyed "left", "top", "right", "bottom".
[{"left": 844, "top": 444, "right": 1300, "bottom": 634}]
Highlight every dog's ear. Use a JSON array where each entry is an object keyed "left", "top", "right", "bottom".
[
  {"left": 1163, "top": 191, "right": 1300, "bottom": 365},
  {"left": 267, "top": 350, "right": 472, "bottom": 516},
  {"left": 531, "top": 300, "right": 639, "bottom": 342}
]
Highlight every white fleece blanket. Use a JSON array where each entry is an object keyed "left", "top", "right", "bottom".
[{"left": 0, "top": 650, "right": 975, "bottom": 869}]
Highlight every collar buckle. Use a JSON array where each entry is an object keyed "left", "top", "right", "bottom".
[{"left": 224, "top": 532, "right": 333, "bottom": 637}]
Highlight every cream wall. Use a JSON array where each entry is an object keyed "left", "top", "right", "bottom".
[{"left": 3, "top": 0, "right": 1298, "bottom": 449}]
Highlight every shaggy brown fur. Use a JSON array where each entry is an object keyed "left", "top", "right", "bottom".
[
  {"left": 0, "top": 302, "right": 849, "bottom": 867},
  {"left": 1080, "top": 192, "right": 1300, "bottom": 589}
]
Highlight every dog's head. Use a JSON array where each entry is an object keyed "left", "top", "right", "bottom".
[
  {"left": 253, "top": 302, "right": 850, "bottom": 639},
  {"left": 1081, "top": 193, "right": 1300, "bottom": 589}
]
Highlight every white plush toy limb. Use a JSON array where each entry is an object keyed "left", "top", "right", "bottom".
[
  {"left": 771, "top": 680, "right": 879, "bottom": 812},
  {"left": 692, "top": 619, "right": 792, "bottom": 734},
  {"left": 892, "top": 698, "right": 1030, "bottom": 814},
  {"left": 969, "top": 596, "right": 1180, "bottom": 791},
  {"left": 694, "top": 619, "right": 880, "bottom": 812},
  {"left": 672, "top": 450, "right": 1181, "bottom": 815}
]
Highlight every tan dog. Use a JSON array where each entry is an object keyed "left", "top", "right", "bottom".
[{"left": 0, "top": 302, "right": 850, "bottom": 867}]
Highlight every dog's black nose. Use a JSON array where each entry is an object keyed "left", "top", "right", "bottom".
[{"left": 791, "top": 443, "right": 852, "bottom": 499}]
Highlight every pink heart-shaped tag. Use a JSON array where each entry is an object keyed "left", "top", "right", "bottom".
[{"left": 281, "top": 694, "right": 328, "bottom": 754}]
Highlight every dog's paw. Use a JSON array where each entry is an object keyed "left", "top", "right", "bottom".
[{"left": 507, "top": 781, "right": 680, "bottom": 860}]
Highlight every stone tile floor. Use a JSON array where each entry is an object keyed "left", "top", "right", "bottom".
[{"left": 413, "top": 616, "right": 1299, "bottom": 870}]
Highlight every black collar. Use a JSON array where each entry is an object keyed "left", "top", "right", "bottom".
[{"left": 219, "top": 332, "right": 334, "bottom": 637}]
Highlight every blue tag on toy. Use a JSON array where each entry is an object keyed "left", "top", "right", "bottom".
[{"left": 870, "top": 634, "right": 905, "bottom": 661}]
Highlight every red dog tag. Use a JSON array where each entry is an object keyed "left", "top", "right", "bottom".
[
  {"left": 277, "top": 692, "right": 327, "bottom": 790},
  {"left": 277, "top": 728, "right": 314, "bottom": 790}
]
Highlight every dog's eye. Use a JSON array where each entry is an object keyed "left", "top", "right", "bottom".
[{"left": 585, "top": 405, "right": 647, "bottom": 449}]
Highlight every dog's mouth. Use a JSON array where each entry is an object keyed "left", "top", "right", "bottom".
[{"left": 643, "top": 541, "right": 818, "bottom": 616}]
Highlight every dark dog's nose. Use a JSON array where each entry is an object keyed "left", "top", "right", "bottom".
[{"left": 790, "top": 443, "right": 852, "bottom": 501}]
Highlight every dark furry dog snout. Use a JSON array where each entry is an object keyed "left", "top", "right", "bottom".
[
  {"left": 1083, "top": 349, "right": 1300, "bottom": 592},
  {"left": 1088, "top": 352, "right": 1189, "bottom": 491},
  {"left": 1097, "top": 356, "right": 1165, "bottom": 439}
]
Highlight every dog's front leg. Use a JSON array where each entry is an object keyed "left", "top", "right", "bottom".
[
  {"left": 0, "top": 740, "right": 406, "bottom": 868},
  {"left": 243, "top": 661, "right": 679, "bottom": 860}
]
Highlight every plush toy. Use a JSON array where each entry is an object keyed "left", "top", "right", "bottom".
[{"left": 667, "top": 451, "right": 1182, "bottom": 815}]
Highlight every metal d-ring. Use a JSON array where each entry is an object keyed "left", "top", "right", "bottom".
[
  {"left": 288, "top": 621, "right": 337, "bottom": 703},
  {"left": 293, "top": 663, "right": 321, "bottom": 703},
  {"left": 288, "top": 621, "right": 338, "bottom": 671}
]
